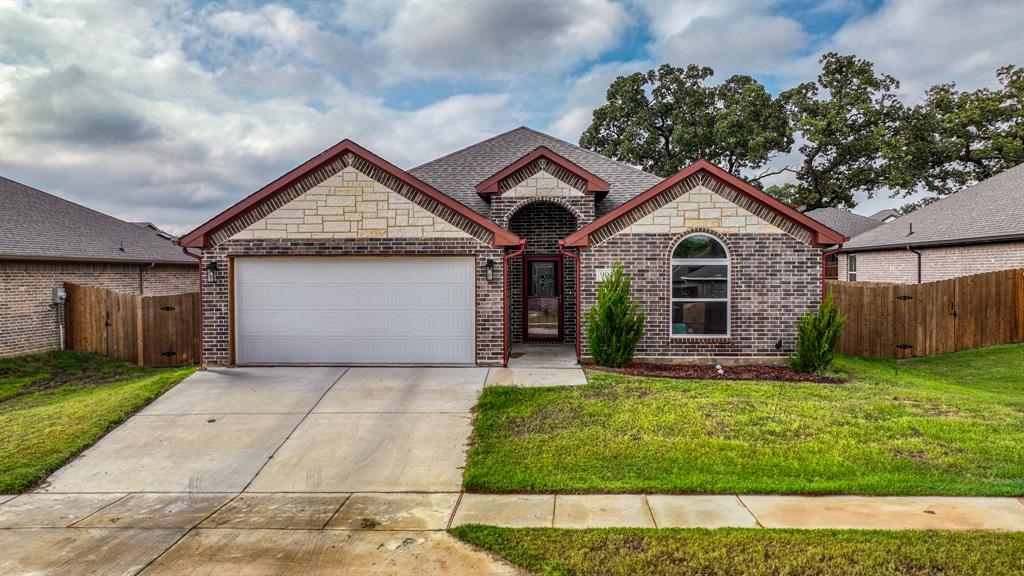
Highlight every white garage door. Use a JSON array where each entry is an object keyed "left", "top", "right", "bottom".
[{"left": 234, "top": 257, "right": 475, "bottom": 365}]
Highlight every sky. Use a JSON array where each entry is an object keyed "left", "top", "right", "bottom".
[{"left": 1, "top": 0, "right": 1021, "bottom": 235}]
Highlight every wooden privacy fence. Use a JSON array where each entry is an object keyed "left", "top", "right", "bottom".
[
  {"left": 63, "top": 283, "right": 199, "bottom": 367},
  {"left": 827, "top": 268, "right": 1024, "bottom": 359}
]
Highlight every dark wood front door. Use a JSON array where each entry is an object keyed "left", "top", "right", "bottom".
[{"left": 523, "top": 255, "right": 562, "bottom": 341}]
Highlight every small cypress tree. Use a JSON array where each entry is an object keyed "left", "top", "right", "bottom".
[
  {"left": 587, "top": 261, "right": 645, "bottom": 367},
  {"left": 790, "top": 292, "right": 847, "bottom": 373}
]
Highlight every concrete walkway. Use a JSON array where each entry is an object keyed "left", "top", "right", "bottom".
[{"left": 485, "top": 343, "right": 587, "bottom": 387}]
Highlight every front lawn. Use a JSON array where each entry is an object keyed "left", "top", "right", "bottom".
[
  {"left": 452, "top": 526, "right": 1024, "bottom": 576},
  {"left": 464, "top": 344, "right": 1024, "bottom": 495},
  {"left": 0, "top": 350, "right": 194, "bottom": 493}
]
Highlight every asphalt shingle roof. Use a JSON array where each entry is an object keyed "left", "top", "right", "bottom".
[
  {"left": 409, "top": 126, "right": 663, "bottom": 219},
  {"left": 844, "top": 163, "right": 1024, "bottom": 251},
  {"left": 0, "top": 177, "right": 195, "bottom": 265},
  {"left": 869, "top": 209, "right": 901, "bottom": 221},
  {"left": 804, "top": 207, "right": 884, "bottom": 239}
]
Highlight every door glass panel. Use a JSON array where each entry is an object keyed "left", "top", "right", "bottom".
[{"left": 527, "top": 260, "right": 559, "bottom": 339}]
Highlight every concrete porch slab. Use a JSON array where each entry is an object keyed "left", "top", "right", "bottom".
[
  {"left": 41, "top": 413, "right": 304, "bottom": 493},
  {"left": 741, "top": 495, "right": 1024, "bottom": 531},
  {"left": 451, "top": 494, "right": 555, "bottom": 528},
  {"left": 0, "top": 493, "right": 125, "bottom": 528},
  {"left": 74, "top": 493, "right": 234, "bottom": 529},
  {"left": 315, "top": 368, "right": 486, "bottom": 413},
  {"left": 327, "top": 492, "right": 459, "bottom": 530},
  {"left": 486, "top": 367, "right": 587, "bottom": 387},
  {"left": 646, "top": 495, "right": 759, "bottom": 528},
  {"left": 247, "top": 413, "right": 472, "bottom": 492},
  {"left": 141, "top": 367, "right": 345, "bottom": 415},
  {"left": 141, "top": 528, "right": 521, "bottom": 575},
  {"left": 201, "top": 493, "right": 350, "bottom": 529},
  {"left": 507, "top": 344, "right": 578, "bottom": 368},
  {"left": 0, "top": 528, "right": 184, "bottom": 576},
  {"left": 553, "top": 494, "right": 656, "bottom": 528}
]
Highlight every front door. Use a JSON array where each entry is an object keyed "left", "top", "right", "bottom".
[{"left": 523, "top": 256, "right": 561, "bottom": 341}]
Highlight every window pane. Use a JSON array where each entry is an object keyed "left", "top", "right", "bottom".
[
  {"left": 529, "top": 261, "right": 556, "bottom": 297},
  {"left": 672, "top": 234, "right": 727, "bottom": 259},
  {"left": 848, "top": 255, "right": 857, "bottom": 272},
  {"left": 672, "top": 265, "right": 727, "bottom": 298},
  {"left": 672, "top": 301, "right": 728, "bottom": 335}
]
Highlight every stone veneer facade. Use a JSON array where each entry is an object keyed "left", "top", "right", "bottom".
[
  {"left": 0, "top": 261, "right": 197, "bottom": 357},
  {"left": 838, "top": 241, "right": 1024, "bottom": 283}
]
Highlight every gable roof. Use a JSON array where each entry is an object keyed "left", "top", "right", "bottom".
[
  {"left": 844, "top": 163, "right": 1024, "bottom": 252},
  {"left": 563, "top": 160, "right": 846, "bottom": 248},
  {"left": 410, "top": 126, "right": 662, "bottom": 218},
  {"left": 804, "top": 207, "right": 884, "bottom": 239},
  {"left": 474, "top": 146, "right": 610, "bottom": 196},
  {"left": 869, "top": 209, "right": 901, "bottom": 221},
  {"left": 177, "top": 139, "right": 521, "bottom": 249},
  {"left": 0, "top": 177, "right": 195, "bottom": 265}
]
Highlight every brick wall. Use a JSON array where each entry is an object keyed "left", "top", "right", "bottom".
[
  {"left": 839, "top": 241, "right": 1024, "bottom": 283},
  {"left": 506, "top": 202, "right": 581, "bottom": 343},
  {"left": 579, "top": 231, "right": 821, "bottom": 359},
  {"left": 200, "top": 238, "right": 504, "bottom": 367},
  {"left": 0, "top": 261, "right": 197, "bottom": 357}
]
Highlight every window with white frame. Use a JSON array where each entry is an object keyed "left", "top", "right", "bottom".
[
  {"left": 671, "top": 233, "right": 729, "bottom": 336},
  {"left": 847, "top": 254, "right": 857, "bottom": 281}
]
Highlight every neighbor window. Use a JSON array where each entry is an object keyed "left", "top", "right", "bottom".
[
  {"left": 671, "top": 233, "right": 729, "bottom": 336},
  {"left": 847, "top": 254, "right": 857, "bottom": 281}
]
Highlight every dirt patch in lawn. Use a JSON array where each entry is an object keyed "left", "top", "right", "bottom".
[{"left": 586, "top": 362, "right": 841, "bottom": 383}]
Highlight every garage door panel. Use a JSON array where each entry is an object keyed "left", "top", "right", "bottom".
[{"left": 235, "top": 257, "right": 475, "bottom": 365}]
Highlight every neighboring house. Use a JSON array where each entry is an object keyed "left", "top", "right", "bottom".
[
  {"left": 177, "top": 127, "right": 844, "bottom": 367},
  {"left": 840, "top": 163, "right": 1024, "bottom": 283},
  {"left": 869, "top": 209, "right": 901, "bottom": 223},
  {"left": 0, "top": 177, "right": 198, "bottom": 357},
  {"left": 804, "top": 207, "right": 885, "bottom": 280}
]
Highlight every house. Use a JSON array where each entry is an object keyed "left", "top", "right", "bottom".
[
  {"left": 804, "top": 207, "right": 885, "bottom": 279},
  {"left": 0, "top": 177, "right": 198, "bottom": 357},
  {"left": 840, "top": 163, "right": 1024, "bottom": 283},
  {"left": 869, "top": 209, "right": 901, "bottom": 223},
  {"left": 177, "top": 127, "right": 844, "bottom": 367}
]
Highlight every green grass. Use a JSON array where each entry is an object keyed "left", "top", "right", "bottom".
[
  {"left": 0, "top": 350, "right": 194, "bottom": 493},
  {"left": 464, "top": 344, "right": 1024, "bottom": 495},
  {"left": 452, "top": 525, "right": 1024, "bottom": 576}
]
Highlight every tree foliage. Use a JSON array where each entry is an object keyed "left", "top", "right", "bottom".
[
  {"left": 586, "top": 261, "right": 645, "bottom": 368},
  {"left": 580, "top": 64, "right": 792, "bottom": 178}
]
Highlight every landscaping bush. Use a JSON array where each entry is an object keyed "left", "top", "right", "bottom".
[
  {"left": 586, "top": 261, "right": 645, "bottom": 367},
  {"left": 790, "top": 292, "right": 846, "bottom": 373}
]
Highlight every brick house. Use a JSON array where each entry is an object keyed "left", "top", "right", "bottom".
[
  {"left": 804, "top": 207, "right": 887, "bottom": 280},
  {"left": 177, "top": 127, "right": 844, "bottom": 367},
  {"left": 0, "top": 177, "right": 198, "bottom": 357},
  {"left": 839, "top": 164, "right": 1024, "bottom": 283}
]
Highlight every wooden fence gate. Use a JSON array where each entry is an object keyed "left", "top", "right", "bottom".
[
  {"left": 63, "top": 283, "right": 199, "bottom": 367},
  {"left": 827, "top": 268, "right": 1024, "bottom": 358}
]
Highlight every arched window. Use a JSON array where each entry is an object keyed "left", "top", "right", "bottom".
[{"left": 671, "top": 233, "right": 729, "bottom": 336}]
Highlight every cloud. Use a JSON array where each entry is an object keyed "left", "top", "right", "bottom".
[{"left": 547, "top": 59, "right": 651, "bottom": 142}]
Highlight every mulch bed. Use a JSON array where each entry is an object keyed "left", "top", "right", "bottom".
[{"left": 586, "top": 362, "right": 841, "bottom": 383}]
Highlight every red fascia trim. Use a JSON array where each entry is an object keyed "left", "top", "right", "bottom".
[
  {"left": 176, "top": 139, "right": 521, "bottom": 249},
  {"left": 503, "top": 239, "right": 527, "bottom": 366},
  {"left": 562, "top": 160, "right": 847, "bottom": 248},
  {"left": 475, "top": 146, "right": 610, "bottom": 196}
]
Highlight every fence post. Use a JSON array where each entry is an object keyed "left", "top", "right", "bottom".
[{"left": 135, "top": 294, "right": 145, "bottom": 366}]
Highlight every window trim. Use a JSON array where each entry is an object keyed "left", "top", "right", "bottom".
[
  {"left": 670, "top": 233, "right": 730, "bottom": 339},
  {"left": 847, "top": 254, "right": 857, "bottom": 281}
]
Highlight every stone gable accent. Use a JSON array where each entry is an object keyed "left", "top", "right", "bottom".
[
  {"left": 621, "top": 185, "right": 783, "bottom": 236},
  {"left": 230, "top": 167, "right": 473, "bottom": 242},
  {"left": 591, "top": 172, "right": 814, "bottom": 246},
  {"left": 501, "top": 167, "right": 585, "bottom": 198}
]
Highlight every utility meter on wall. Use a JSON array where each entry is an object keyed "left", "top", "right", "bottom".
[{"left": 52, "top": 286, "right": 66, "bottom": 305}]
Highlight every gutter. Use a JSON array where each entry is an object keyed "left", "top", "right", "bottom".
[
  {"left": 502, "top": 240, "right": 527, "bottom": 366},
  {"left": 822, "top": 243, "right": 843, "bottom": 297},
  {"left": 558, "top": 240, "right": 582, "bottom": 364},
  {"left": 907, "top": 245, "right": 923, "bottom": 283},
  {"left": 181, "top": 247, "right": 205, "bottom": 369}
]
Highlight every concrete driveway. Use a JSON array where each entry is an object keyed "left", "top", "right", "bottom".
[{"left": 1, "top": 367, "right": 520, "bottom": 575}]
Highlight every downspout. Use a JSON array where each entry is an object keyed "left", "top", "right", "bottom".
[
  {"left": 558, "top": 240, "right": 581, "bottom": 364},
  {"left": 181, "top": 247, "right": 205, "bottom": 369},
  {"left": 822, "top": 243, "right": 843, "bottom": 298},
  {"left": 907, "top": 246, "right": 923, "bottom": 283},
  {"left": 502, "top": 239, "right": 527, "bottom": 366}
]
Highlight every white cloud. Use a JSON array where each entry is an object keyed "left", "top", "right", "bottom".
[{"left": 546, "top": 59, "right": 651, "bottom": 142}]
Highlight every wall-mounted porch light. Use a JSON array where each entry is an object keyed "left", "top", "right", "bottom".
[
  {"left": 204, "top": 260, "right": 219, "bottom": 284},
  {"left": 485, "top": 259, "right": 495, "bottom": 282}
]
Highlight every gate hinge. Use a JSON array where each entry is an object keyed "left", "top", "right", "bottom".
[
  {"left": 160, "top": 306, "right": 176, "bottom": 311},
  {"left": 896, "top": 344, "right": 913, "bottom": 350},
  {"left": 161, "top": 351, "right": 177, "bottom": 357},
  {"left": 896, "top": 295, "right": 913, "bottom": 301}
]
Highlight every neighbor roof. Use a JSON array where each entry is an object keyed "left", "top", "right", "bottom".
[
  {"left": 0, "top": 177, "right": 195, "bottom": 265},
  {"left": 410, "top": 126, "right": 663, "bottom": 218},
  {"left": 844, "top": 163, "right": 1024, "bottom": 252},
  {"left": 804, "top": 207, "right": 883, "bottom": 239},
  {"left": 869, "top": 209, "right": 901, "bottom": 221}
]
